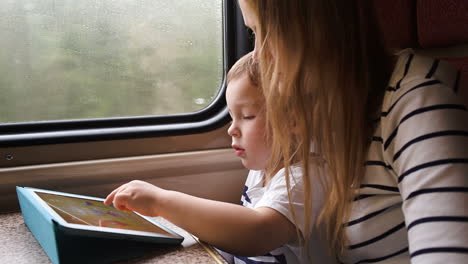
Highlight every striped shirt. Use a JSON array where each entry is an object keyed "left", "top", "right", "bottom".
[{"left": 340, "top": 50, "right": 468, "bottom": 264}]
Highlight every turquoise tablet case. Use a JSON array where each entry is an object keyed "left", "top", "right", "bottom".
[{"left": 16, "top": 187, "right": 179, "bottom": 264}]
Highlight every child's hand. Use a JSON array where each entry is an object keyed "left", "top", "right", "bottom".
[{"left": 104, "top": 180, "right": 165, "bottom": 217}]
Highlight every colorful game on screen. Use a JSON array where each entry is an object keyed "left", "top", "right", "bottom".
[{"left": 35, "top": 192, "right": 173, "bottom": 236}]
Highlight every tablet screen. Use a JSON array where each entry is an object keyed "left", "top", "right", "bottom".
[{"left": 35, "top": 191, "right": 174, "bottom": 237}]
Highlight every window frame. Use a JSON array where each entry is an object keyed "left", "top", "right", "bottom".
[{"left": 0, "top": 0, "right": 252, "bottom": 149}]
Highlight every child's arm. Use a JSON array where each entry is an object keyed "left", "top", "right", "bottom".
[{"left": 104, "top": 180, "right": 296, "bottom": 256}]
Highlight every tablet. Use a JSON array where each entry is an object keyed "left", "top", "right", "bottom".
[{"left": 23, "top": 187, "right": 184, "bottom": 244}]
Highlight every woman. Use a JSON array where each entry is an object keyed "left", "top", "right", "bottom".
[{"left": 238, "top": 1, "right": 468, "bottom": 263}]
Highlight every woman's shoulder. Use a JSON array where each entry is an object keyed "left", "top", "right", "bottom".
[
  {"left": 387, "top": 49, "right": 459, "bottom": 92},
  {"left": 380, "top": 49, "right": 464, "bottom": 126}
]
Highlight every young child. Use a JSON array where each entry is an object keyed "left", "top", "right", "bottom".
[{"left": 104, "top": 52, "right": 334, "bottom": 264}]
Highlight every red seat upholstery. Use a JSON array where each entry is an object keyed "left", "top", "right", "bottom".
[
  {"left": 417, "top": 0, "right": 468, "bottom": 48},
  {"left": 372, "top": 0, "right": 468, "bottom": 105},
  {"left": 372, "top": 0, "right": 418, "bottom": 50}
]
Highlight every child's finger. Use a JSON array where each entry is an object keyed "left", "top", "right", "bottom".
[
  {"left": 104, "top": 189, "right": 118, "bottom": 205},
  {"left": 104, "top": 184, "right": 126, "bottom": 205},
  {"left": 113, "top": 191, "right": 131, "bottom": 212}
]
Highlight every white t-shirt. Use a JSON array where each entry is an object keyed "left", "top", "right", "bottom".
[{"left": 231, "top": 168, "right": 336, "bottom": 264}]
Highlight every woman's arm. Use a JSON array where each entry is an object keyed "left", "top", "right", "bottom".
[
  {"left": 104, "top": 180, "right": 296, "bottom": 256},
  {"left": 383, "top": 74, "right": 468, "bottom": 263}
]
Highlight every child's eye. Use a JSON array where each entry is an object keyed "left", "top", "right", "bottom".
[{"left": 243, "top": 115, "right": 255, "bottom": 120}]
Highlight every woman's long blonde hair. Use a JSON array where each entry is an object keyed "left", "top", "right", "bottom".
[{"left": 243, "top": 0, "right": 391, "bottom": 254}]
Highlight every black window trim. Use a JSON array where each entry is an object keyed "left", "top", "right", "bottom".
[{"left": 0, "top": 0, "right": 252, "bottom": 148}]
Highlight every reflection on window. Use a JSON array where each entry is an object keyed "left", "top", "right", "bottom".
[{"left": 0, "top": 0, "right": 223, "bottom": 123}]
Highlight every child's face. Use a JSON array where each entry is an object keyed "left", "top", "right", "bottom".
[{"left": 226, "top": 75, "right": 270, "bottom": 170}]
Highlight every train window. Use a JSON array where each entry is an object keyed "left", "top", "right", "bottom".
[
  {"left": 0, "top": 0, "right": 222, "bottom": 122},
  {"left": 0, "top": 0, "right": 250, "bottom": 150}
]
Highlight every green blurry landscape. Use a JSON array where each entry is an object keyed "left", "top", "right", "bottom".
[{"left": 0, "top": 0, "right": 223, "bottom": 123}]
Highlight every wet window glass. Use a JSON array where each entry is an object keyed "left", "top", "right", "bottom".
[{"left": 0, "top": 0, "right": 223, "bottom": 123}]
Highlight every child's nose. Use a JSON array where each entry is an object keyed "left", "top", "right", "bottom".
[{"left": 227, "top": 122, "right": 240, "bottom": 137}]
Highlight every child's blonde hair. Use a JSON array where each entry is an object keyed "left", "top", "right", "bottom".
[
  {"left": 243, "top": 0, "right": 391, "bottom": 255},
  {"left": 227, "top": 52, "right": 260, "bottom": 87}
]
